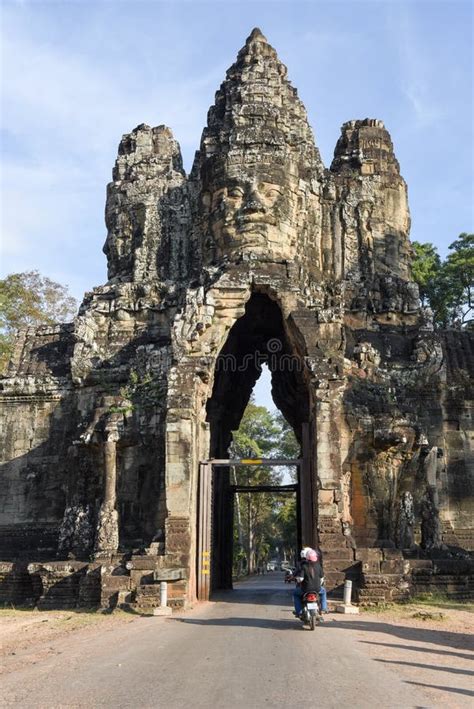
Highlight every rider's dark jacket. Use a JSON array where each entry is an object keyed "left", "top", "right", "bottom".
[{"left": 300, "top": 560, "right": 323, "bottom": 593}]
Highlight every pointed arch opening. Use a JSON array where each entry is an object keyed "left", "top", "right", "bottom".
[{"left": 203, "top": 292, "right": 314, "bottom": 592}]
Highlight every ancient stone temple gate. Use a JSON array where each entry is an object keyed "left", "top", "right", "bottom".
[{"left": 1, "top": 29, "right": 473, "bottom": 609}]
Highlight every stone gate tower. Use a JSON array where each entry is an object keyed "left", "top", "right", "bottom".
[{"left": 1, "top": 29, "right": 472, "bottom": 608}]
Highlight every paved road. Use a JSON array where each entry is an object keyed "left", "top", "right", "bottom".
[{"left": 2, "top": 575, "right": 472, "bottom": 708}]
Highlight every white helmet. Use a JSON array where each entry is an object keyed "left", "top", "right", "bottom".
[{"left": 300, "top": 546, "right": 312, "bottom": 559}]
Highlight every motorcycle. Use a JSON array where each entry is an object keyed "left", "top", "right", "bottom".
[{"left": 300, "top": 591, "right": 321, "bottom": 630}]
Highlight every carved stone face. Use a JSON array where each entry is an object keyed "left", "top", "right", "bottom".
[{"left": 202, "top": 166, "right": 301, "bottom": 261}]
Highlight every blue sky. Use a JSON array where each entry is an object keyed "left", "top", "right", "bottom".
[{"left": 1, "top": 0, "right": 473, "bottom": 313}]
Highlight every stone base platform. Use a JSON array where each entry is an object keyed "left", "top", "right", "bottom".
[
  {"left": 0, "top": 556, "right": 187, "bottom": 611},
  {"left": 336, "top": 604, "right": 360, "bottom": 614},
  {"left": 153, "top": 606, "right": 172, "bottom": 616}
]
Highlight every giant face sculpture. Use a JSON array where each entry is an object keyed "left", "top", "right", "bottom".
[{"left": 202, "top": 161, "right": 302, "bottom": 263}]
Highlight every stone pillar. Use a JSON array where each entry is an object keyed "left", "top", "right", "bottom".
[
  {"left": 316, "top": 398, "right": 343, "bottom": 495},
  {"left": 164, "top": 406, "right": 195, "bottom": 581},
  {"left": 315, "top": 381, "right": 349, "bottom": 555},
  {"left": 332, "top": 203, "right": 343, "bottom": 280},
  {"left": 421, "top": 446, "right": 442, "bottom": 550},
  {"left": 300, "top": 422, "right": 315, "bottom": 547},
  {"left": 103, "top": 439, "right": 117, "bottom": 508},
  {"left": 94, "top": 424, "right": 120, "bottom": 558}
]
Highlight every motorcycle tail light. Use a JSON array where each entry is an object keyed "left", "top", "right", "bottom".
[{"left": 306, "top": 594, "right": 317, "bottom": 602}]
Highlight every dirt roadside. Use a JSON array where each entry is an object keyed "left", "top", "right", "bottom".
[
  {"left": 329, "top": 600, "right": 474, "bottom": 708},
  {"left": 0, "top": 608, "right": 137, "bottom": 675}
]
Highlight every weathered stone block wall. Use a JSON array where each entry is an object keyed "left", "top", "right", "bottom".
[
  {"left": 0, "top": 325, "right": 79, "bottom": 556},
  {"left": 0, "top": 561, "right": 102, "bottom": 609},
  {"left": 342, "top": 323, "right": 473, "bottom": 552}
]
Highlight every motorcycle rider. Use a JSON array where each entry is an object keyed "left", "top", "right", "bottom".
[
  {"left": 293, "top": 548, "right": 323, "bottom": 618},
  {"left": 314, "top": 549, "right": 329, "bottom": 614},
  {"left": 292, "top": 546, "right": 313, "bottom": 617},
  {"left": 293, "top": 547, "right": 311, "bottom": 618},
  {"left": 292, "top": 547, "right": 328, "bottom": 617}
]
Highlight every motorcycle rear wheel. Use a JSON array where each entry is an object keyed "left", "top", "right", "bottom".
[{"left": 310, "top": 613, "right": 316, "bottom": 631}]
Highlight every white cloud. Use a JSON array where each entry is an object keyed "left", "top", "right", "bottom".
[{"left": 388, "top": 4, "right": 445, "bottom": 128}]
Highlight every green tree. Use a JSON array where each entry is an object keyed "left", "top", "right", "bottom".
[
  {"left": 411, "top": 234, "right": 473, "bottom": 328},
  {"left": 443, "top": 233, "right": 473, "bottom": 326},
  {"left": 231, "top": 400, "right": 298, "bottom": 575},
  {"left": 271, "top": 413, "right": 300, "bottom": 561},
  {"left": 232, "top": 401, "right": 280, "bottom": 574},
  {"left": 0, "top": 271, "right": 77, "bottom": 372},
  {"left": 232, "top": 400, "right": 280, "bottom": 457},
  {"left": 273, "top": 410, "right": 301, "bottom": 483},
  {"left": 271, "top": 495, "right": 298, "bottom": 562},
  {"left": 411, "top": 241, "right": 441, "bottom": 307}
]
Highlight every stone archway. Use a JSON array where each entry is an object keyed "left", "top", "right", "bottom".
[{"left": 205, "top": 291, "right": 315, "bottom": 592}]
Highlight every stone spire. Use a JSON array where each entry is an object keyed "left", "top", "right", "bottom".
[
  {"left": 331, "top": 119, "right": 401, "bottom": 177},
  {"left": 330, "top": 118, "right": 412, "bottom": 283},
  {"left": 198, "top": 27, "right": 324, "bottom": 180},
  {"left": 195, "top": 28, "right": 324, "bottom": 266},
  {"left": 103, "top": 124, "right": 186, "bottom": 282}
]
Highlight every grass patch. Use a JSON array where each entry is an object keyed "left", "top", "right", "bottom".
[
  {"left": 360, "top": 594, "right": 473, "bottom": 616},
  {"left": 411, "top": 610, "right": 445, "bottom": 621},
  {"left": 409, "top": 592, "right": 449, "bottom": 605},
  {"left": 360, "top": 602, "right": 396, "bottom": 613},
  {"left": 0, "top": 607, "right": 136, "bottom": 640},
  {"left": 0, "top": 607, "right": 135, "bottom": 623},
  {"left": 0, "top": 606, "right": 99, "bottom": 617},
  {"left": 404, "top": 593, "right": 474, "bottom": 613}
]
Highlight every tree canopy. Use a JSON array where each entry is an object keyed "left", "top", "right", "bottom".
[
  {"left": 411, "top": 233, "right": 473, "bottom": 328},
  {"left": 0, "top": 270, "right": 77, "bottom": 372},
  {"left": 231, "top": 399, "right": 299, "bottom": 575}
]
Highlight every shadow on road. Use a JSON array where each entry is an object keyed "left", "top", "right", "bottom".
[
  {"left": 406, "top": 681, "right": 474, "bottom": 698},
  {"left": 375, "top": 658, "right": 474, "bottom": 677},
  {"left": 329, "top": 619, "right": 474, "bottom": 653},
  {"left": 359, "top": 640, "right": 473, "bottom": 661},
  {"left": 211, "top": 575, "right": 293, "bottom": 607},
  {"left": 211, "top": 590, "right": 290, "bottom": 606},
  {"left": 173, "top": 616, "right": 301, "bottom": 631}
]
